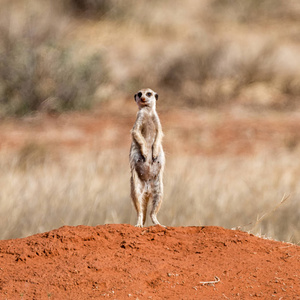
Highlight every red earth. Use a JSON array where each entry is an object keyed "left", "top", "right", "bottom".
[
  {"left": 0, "top": 224, "right": 299, "bottom": 299},
  {"left": 1, "top": 106, "right": 300, "bottom": 156}
]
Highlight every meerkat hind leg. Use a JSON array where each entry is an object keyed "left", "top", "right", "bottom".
[
  {"left": 150, "top": 177, "right": 165, "bottom": 227},
  {"left": 139, "top": 192, "right": 150, "bottom": 227},
  {"left": 136, "top": 193, "right": 149, "bottom": 227},
  {"left": 142, "top": 194, "right": 150, "bottom": 226},
  {"left": 135, "top": 196, "right": 145, "bottom": 228},
  {"left": 132, "top": 176, "right": 149, "bottom": 228},
  {"left": 131, "top": 175, "right": 143, "bottom": 227}
]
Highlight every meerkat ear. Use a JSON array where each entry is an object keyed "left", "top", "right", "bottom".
[
  {"left": 155, "top": 93, "right": 159, "bottom": 101},
  {"left": 134, "top": 94, "right": 137, "bottom": 102}
]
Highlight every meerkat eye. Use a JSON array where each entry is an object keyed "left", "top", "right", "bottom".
[
  {"left": 137, "top": 92, "right": 142, "bottom": 98},
  {"left": 146, "top": 92, "right": 152, "bottom": 97}
]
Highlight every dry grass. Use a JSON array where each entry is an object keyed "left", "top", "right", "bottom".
[{"left": 0, "top": 146, "right": 299, "bottom": 244}]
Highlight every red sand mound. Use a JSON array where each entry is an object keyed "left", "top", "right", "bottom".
[{"left": 0, "top": 224, "right": 299, "bottom": 299}]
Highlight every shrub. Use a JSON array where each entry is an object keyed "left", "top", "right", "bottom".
[
  {"left": 0, "top": 1, "right": 108, "bottom": 117},
  {"left": 66, "top": 0, "right": 113, "bottom": 18},
  {"left": 65, "top": 0, "right": 133, "bottom": 20}
]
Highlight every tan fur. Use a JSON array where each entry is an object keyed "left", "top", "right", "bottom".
[{"left": 129, "top": 88, "right": 165, "bottom": 227}]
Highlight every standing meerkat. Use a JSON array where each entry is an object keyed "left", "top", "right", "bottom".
[{"left": 129, "top": 88, "right": 165, "bottom": 227}]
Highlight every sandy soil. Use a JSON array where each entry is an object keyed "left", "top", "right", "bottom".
[{"left": 0, "top": 224, "right": 299, "bottom": 299}]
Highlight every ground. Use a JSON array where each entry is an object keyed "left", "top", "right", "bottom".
[
  {"left": 1, "top": 106, "right": 300, "bottom": 156},
  {"left": 0, "top": 224, "right": 299, "bottom": 299}
]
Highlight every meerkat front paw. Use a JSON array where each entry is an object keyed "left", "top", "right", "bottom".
[
  {"left": 152, "top": 146, "right": 159, "bottom": 161},
  {"left": 141, "top": 149, "right": 148, "bottom": 160},
  {"left": 137, "top": 156, "right": 146, "bottom": 163}
]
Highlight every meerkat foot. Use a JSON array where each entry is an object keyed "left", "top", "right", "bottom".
[
  {"left": 135, "top": 213, "right": 144, "bottom": 228},
  {"left": 154, "top": 222, "right": 166, "bottom": 228},
  {"left": 150, "top": 214, "right": 165, "bottom": 227},
  {"left": 156, "top": 223, "right": 166, "bottom": 228}
]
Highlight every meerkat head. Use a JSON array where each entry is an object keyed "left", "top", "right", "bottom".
[{"left": 134, "top": 88, "right": 158, "bottom": 109}]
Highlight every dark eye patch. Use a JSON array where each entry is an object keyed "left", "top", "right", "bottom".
[
  {"left": 137, "top": 92, "right": 142, "bottom": 98},
  {"left": 146, "top": 92, "right": 152, "bottom": 97}
]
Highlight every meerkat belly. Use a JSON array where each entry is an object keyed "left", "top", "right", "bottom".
[
  {"left": 135, "top": 160, "right": 161, "bottom": 181},
  {"left": 141, "top": 119, "right": 156, "bottom": 162},
  {"left": 134, "top": 147, "right": 164, "bottom": 182},
  {"left": 131, "top": 116, "right": 163, "bottom": 182},
  {"left": 150, "top": 149, "right": 164, "bottom": 179},
  {"left": 135, "top": 160, "right": 151, "bottom": 181}
]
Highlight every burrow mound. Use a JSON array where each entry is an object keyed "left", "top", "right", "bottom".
[{"left": 0, "top": 224, "right": 299, "bottom": 299}]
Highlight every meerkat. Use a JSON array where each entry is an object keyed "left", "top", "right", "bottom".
[{"left": 129, "top": 88, "right": 165, "bottom": 227}]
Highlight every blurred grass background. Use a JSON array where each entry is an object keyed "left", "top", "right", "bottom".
[{"left": 0, "top": 0, "right": 299, "bottom": 243}]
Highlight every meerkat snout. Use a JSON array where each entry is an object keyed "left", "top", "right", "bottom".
[{"left": 134, "top": 88, "right": 158, "bottom": 108}]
